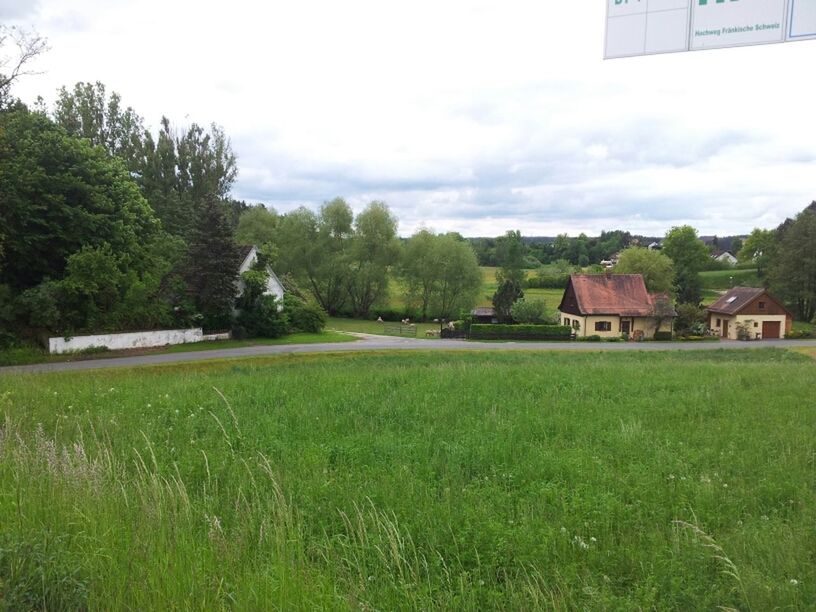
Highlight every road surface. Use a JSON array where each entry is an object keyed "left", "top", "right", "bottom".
[{"left": 2, "top": 333, "right": 815, "bottom": 376}]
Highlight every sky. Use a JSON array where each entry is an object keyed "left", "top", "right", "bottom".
[{"left": 3, "top": 0, "right": 815, "bottom": 237}]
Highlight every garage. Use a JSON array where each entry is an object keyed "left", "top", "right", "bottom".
[{"left": 762, "top": 320, "right": 781, "bottom": 340}]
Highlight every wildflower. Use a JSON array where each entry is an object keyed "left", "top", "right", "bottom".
[
  {"left": 761, "top": 515, "right": 769, "bottom": 521},
  {"left": 590, "top": 536, "right": 597, "bottom": 543},
  {"left": 109, "top": 387, "right": 115, "bottom": 392},
  {"left": 147, "top": 403, "right": 152, "bottom": 408},
  {"left": 790, "top": 579, "right": 799, "bottom": 586},
  {"left": 560, "top": 527, "right": 567, "bottom": 534}
]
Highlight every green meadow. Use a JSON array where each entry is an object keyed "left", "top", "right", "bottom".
[{"left": 1, "top": 349, "right": 814, "bottom": 609}]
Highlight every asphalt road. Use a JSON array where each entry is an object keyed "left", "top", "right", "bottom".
[{"left": 2, "top": 333, "right": 815, "bottom": 376}]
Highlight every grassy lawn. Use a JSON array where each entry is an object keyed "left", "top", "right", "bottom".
[
  {"left": 0, "top": 332, "right": 353, "bottom": 367},
  {"left": 327, "top": 317, "right": 440, "bottom": 338},
  {"left": 699, "top": 268, "right": 760, "bottom": 290},
  {"left": 1, "top": 350, "right": 814, "bottom": 609}
]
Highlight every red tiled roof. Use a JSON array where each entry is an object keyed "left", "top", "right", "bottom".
[{"left": 566, "top": 274, "right": 672, "bottom": 317}]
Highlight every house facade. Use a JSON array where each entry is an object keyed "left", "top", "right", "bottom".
[
  {"left": 558, "top": 274, "right": 675, "bottom": 339},
  {"left": 712, "top": 250, "right": 738, "bottom": 266},
  {"left": 236, "top": 245, "right": 285, "bottom": 307},
  {"left": 707, "top": 287, "right": 792, "bottom": 340}
]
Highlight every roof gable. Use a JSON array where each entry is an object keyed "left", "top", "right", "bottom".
[{"left": 560, "top": 274, "right": 665, "bottom": 317}]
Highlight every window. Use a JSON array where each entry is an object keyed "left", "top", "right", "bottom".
[
  {"left": 758, "top": 301, "right": 766, "bottom": 310},
  {"left": 595, "top": 321, "right": 612, "bottom": 332},
  {"left": 564, "top": 317, "right": 571, "bottom": 326},
  {"left": 716, "top": 318, "right": 721, "bottom": 327},
  {"left": 754, "top": 322, "right": 759, "bottom": 328},
  {"left": 573, "top": 320, "right": 581, "bottom": 331}
]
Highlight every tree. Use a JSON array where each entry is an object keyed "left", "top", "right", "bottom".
[
  {"left": 0, "top": 106, "right": 161, "bottom": 292},
  {"left": 400, "top": 230, "right": 481, "bottom": 320},
  {"left": 495, "top": 230, "right": 527, "bottom": 285},
  {"left": 662, "top": 226, "right": 710, "bottom": 304},
  {"left": 236, "top": 205, "right": 278, "bottom": 247},
  {"left": 52, "top": 81, "right": 145, "bottom": 168},
  {"left": 650, "top": 295, "right": 676, "bottom": 339},
  {"left": 492, "top": 279, "right": 524, "bottom": 323},
  {"left": 738, "top": 229, "right": 777, "bottom": 276},
  {"left": 346, "top": 202, "right": 400, "bottom": 317},
  {"left": 510, "top": 298, "right": 551, "bottom": 324},
  {"left": 730, "top": 237, "right": 744, "bottom": 256},
  {"left": 184, "top": 196, "right": 241, "bottom": 330},
  {"left": 614, "top": 247, "right": 675, "bottom": 295},
  {"left": 768, "top": 208, "right": 816, "bottom": 321},
  {"left": 0, "top": 26, "right": 48, "bottom": 106}
]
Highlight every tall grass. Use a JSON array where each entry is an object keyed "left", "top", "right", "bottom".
[{"left": 1, "top": 349, "right": 814, "bottom": 609}]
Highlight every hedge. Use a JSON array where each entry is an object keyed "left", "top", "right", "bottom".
[
  {"left": 654, "top": 331, "right": 673, "bottom": 342},
  {"left": 470, "top": 324, "right": 572, "bottom": 341}
]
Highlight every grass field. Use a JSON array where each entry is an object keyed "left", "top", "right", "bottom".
[
  {"left": 1, "top": 350, "right": 814, "bottom": 609},
  {"left": 699, "top": 268, "right": 761, "bottom": 290},
  {"left": 0, "top": 332, "right": 354, "bottom": 367}
]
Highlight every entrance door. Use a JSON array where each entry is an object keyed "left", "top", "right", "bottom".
[
  {"left": 722, "top": 320, "right": 729, "bottom": 338},
  {"left": 762, "top": 321, "right": 781, "bottom": 339},
  {"left": 621, "top": 320, "right": 631, "bottom": 334}
]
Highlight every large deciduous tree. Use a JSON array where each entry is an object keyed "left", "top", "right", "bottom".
[
  {"left": 737, "top": 228, "right": 777, "bottom": 276},
  {"left": 662, "top": 226, "right": 710, "bottom": 304},
  {"left": 614, "top": 247, "right": 675, "bottom": 295},
  {"left": 346, "top": 202, "right": 400, "bottom": 317},
  {"left": 400, "top": 230, "right": 481, "bottom": 320},
  {"left": 495, "top": 230, "right": 527, "bottom": 286},
  {"left": 768, "top": 208, "right": 816, "bottom": 322}
]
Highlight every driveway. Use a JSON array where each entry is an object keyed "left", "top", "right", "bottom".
[{"left": 2, "top": 333, "right": 815, "bottom": 376}]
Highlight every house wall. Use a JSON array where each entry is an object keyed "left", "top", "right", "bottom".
[
  {"left": 558, "top": 313, "right": 673, "bottom": 338},
  {"left": 708, "top": 313, "right": 788, "bottom": 339},
  {"left": 49, "top": 328, "right": 204, "bottom": 355},
  {"left": 235, "top": 246, "right": 285, "bottom": 310}
]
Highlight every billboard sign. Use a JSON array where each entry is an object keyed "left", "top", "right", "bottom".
[{"left": 605, "top": 0, "right": 816, "bottom": 58}]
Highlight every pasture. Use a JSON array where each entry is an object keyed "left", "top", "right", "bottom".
[{"left": 1, "top": 349, "right": 814, "bottom": 609}]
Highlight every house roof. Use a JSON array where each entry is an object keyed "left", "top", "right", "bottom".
[
  {"left": 707, "top": 287, "right": 791, "bottom": 316},
  {"left": 471, "top": 307, "right": 496, "bottom": 317},
  {"left": 563, "top": 274, "right": 675, "bottom": 317},
  {"left": 237, "top": 245, "right": 255, "bottom": 269}
]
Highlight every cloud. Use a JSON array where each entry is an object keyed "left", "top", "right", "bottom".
[{"left": 0, "top": 0, "right": 39, "bottom": 20}]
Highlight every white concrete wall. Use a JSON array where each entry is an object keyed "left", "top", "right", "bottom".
[{"left": 49, "top": 328, "right": 204, "bottom": 354}]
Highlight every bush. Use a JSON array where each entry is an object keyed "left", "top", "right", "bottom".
[
  {"left": 284, "top": 295, "right": 327, "bottom": 333},
  {"left": 469, "top": 324, "right": 571, "bottom": 341},
  {"left": 674, "top": 303, "right": 707, "bottom": 335},
  {"left": 526, "top": 272, "right": 571, "bottom": 289},
  {"left": 236, "top": 295, "right": 289, "bottom": 338},
  {"left": 371, "top": 308, "right": 418, "bottom": 322},
  {"left": 510, "top": 298, "right": 551, "bottom": 324},
  {"left": 785, "top": 329, "right": 813, "bottom": 339},
  {"left": 654, "top": 331, "right": 673, "bottom": 341},
  {"left": 578, "top": 335, "right": 602, "bottom": 342}
]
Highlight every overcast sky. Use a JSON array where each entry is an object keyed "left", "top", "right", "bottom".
[{"left": 4, "top": 0, "right": 815, "bottom": 237}]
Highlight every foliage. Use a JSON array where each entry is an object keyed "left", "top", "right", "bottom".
[
  {"left": 650, "top": 296, "right": 676, "bottom": 340},
  {"left": 492, "top": 279, "right": 524, "bottom": 323},
  {"left": 469, "top": 323, "right": 571, "bottom": 340},
  {"left": 736, "top": 321, "right": 754, "bottom": 341},
  {"left": 495, "top": 230, "right": 527, "bottom": 286},
  {"left": 185, "top": 197, "right": 241, "bottom": 331},
  {"left": 663, "top": 226, "right": 710, "bottom": 304},
  {"left": 767, "top": 208, "right": 816, "bottom": 322},
  {"left": 614, "top": 247, "right": 675, "bottom": 295},
  {"left": 0, "top": 106, "right": 161, "bottom": 292},
  {"left": 400, "top": 230, "right": 481, "bottom": 320},
  {"left": 510, "top": 298, "right": 552, "bottom": 324},
  {"left": 674, "top": 303, "right": 708, "bottom": 336},
  {"left": 345, "top": 202, "right": 400, "bottom": 318},
  {"left": 738, "top": 228, "right": 777, "bottom": 276},
  {"left": 235, "top": 295, "right": 288, "bottom": 338},
  {"left": 283, "top": 294, "right": 327, "bottom": 333},
  {"left": 235, "top": 205, "right": 278, "bottom": 247},
  {"left": 653, "top": 331, "right": 673, "bottom": 341}
]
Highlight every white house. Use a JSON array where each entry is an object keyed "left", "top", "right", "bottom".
[
  {"left": 712, "top": 250, "right": 738, "bottom": 266},
  {"left": 235, "top": 245, "right": 285, "bottom": 307}
]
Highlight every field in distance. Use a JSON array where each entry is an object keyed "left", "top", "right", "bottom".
[{"left": 1, "top": 349, "right": 813, "bottom": 609}]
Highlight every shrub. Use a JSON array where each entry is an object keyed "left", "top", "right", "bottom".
[
  {"left": 284, "top": 295, "right": 327, "bottom": 333},
  {"left": 371, "top": 308, "right": 418, "bottom": 322},
  {"left": 654, "top": 331, "right": 673, "bottom": 342},
  {"left": 578, "top": 335, "right": 602, "bottom": 342},
  {"left": 469, "top": 324, "right": 571, "bottom": 341},
  {"left": 785, "top": 329, "right": 813, "bottom": 339},
  {"left": 510, "top": 298, "right": 550, "bottom": 324},
  {"left": 674, "top": 303, "right": 707, "bottom": 335},
  {"left": 236, "top": 295, "right": 289, "bottom": 338}
]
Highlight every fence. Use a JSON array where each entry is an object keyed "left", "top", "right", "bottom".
[{"left": 383, "top": 323, "right": 417, "bottom": 338}]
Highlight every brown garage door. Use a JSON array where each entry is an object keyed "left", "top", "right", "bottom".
[{"left": 762, "top": 321, "right": 781, "bottom": 339}]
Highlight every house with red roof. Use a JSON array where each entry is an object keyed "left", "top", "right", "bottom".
[
  {"left": 706, "top": 287, "right": 792, "bottom": 340},
  {"left": 557, "top": 273, "right": 676, "bottom": 339}
]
